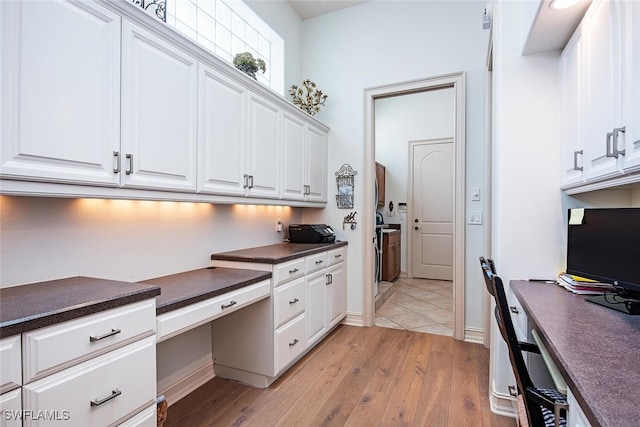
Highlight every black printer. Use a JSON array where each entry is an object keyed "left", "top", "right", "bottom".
[{"left": 288, "top": 224, "right": 336, "bottom": 243}]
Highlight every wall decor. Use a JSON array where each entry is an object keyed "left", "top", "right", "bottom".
[
  {"left": 335, "top": 163, "right": 357, "bottom": 209},
  {"left": 233, "top": 52, "right": 266, "bottom": 80},
  {"left": 289, "top": 79, "right": 328, "bottom": 116},
  {"left": 130, "top": 0, "right": 166, "bottom": 22},
  {"left": 343, "top": 211, "right": 357, "bottom": 230}
]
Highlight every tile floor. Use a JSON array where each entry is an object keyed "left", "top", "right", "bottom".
[{"left": 375, "top": 276, "right": 454, "bottom": 336}]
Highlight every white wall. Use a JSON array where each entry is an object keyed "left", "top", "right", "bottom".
[
  {"left": 0, "top": 196, "right": 301, "bottom": 287},
  {"left": 297, "top": 0, "right": 490, "bottom": 328},
  {"left": 374, "top": 88, "right": 455, "bottom": 273}
]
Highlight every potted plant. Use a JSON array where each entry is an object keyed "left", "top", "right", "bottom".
[{"left": 233, "top": 52, "right": 266, "bottom": 80}]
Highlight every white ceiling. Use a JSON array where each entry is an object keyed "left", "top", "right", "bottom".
[{"left": 287, "top": 0, "right": 371, "bottom": 19}]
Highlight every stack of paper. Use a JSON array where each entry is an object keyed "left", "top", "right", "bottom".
[{"left": 557, "top": 273, "right": 619, "bottom": 295}]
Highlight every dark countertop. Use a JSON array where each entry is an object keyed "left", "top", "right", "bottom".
[
  {"left": 511, "top": 280, "right": 640, "bottom": 427},
  {"left": 141, "top": 267, "right": 272, "bottom": 315},
  {"left": 211, "top": 241, "right": 348, "bottom": 264},
  {"left": 0, "top": 277, "right": 160, "bottom": 338}
]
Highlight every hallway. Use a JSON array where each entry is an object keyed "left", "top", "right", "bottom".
[{"left": 375, "top": 277, "right": 454, "bottom": 336}]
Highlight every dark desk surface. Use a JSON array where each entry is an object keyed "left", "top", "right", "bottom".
[{"left": 511, "top": 280, "right": 640, "bottom": 427}]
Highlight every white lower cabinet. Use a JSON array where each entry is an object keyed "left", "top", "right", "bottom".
[
  {"left": 22, "top": 336, "right": 156, "bottom": 427},
  {"left": 567, "top": 387, "right": 592, "bottom": 427},
  {"left": 0, "top": 388, "right": 22, "bottom": 427},
  {"left": 210, "top": 246, "right": 347, "bottom": 387}
]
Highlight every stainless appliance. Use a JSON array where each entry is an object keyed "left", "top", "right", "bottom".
[{"left": 288, "top": 224, "right": 336, "bottom": 243}]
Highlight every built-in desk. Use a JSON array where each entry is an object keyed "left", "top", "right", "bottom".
[{"left": 511, "top": 280, "right": 640, "bottom": 427}]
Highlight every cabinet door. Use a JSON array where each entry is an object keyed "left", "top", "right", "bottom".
[
  {"left": 0, "top": 388, "right": 21, "bottom": 427},
  {"left": 121, "top": 21, "right": 197, "bottom": 192},
  {"left": 246, "top": 93, "right": 280, "bottom": 198},
  {"left": 305, "top": 125, "right": 328, "bottom": 202},
  {"left": 197, "top": 64, "right": 247, "bottom": 196},
  {"left": 621, "top": 0, "right": 640, "bottom": 172},
  {"left": 281, "top": 112, "right": 306, "bottom": 201},
  {"left": 583, "top": 0, "right": 623, "bottom": 181},
  {"left": 560, "top": 27, "right": 585, "bottom": 187},
  {"left": 327, "top": 264, "right": 345, "bottom": 328},
  {"left": 0, "top": 0, "right": 121, "bottom": 185},
  {"left": 306, "top": 270, "right": 327, "bottom": 346}
]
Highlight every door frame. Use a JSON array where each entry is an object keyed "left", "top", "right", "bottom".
[
  {"left": 363, "top": 72, "right": 466, "bottom": 340},
  {"left": 407, "top": 137, "right": 455, "bottom": 280}
]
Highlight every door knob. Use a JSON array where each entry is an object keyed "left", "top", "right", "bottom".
[
  {"left": 414, "top": 226, "right": 419, "bottom": 230},
  {"left": 414, "top": 219, "right": 418, "bottom": 223}
]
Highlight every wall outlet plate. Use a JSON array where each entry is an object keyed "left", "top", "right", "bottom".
[{"left": 468, "top": 210, "right": 483, "bottom": 225}]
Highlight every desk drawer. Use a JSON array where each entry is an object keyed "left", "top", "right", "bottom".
[
  {"left": 22, "top": 336, "right": 156, "bottom": 427},
  {"left": 506, "top": 288, "right": 527, "bottom": 341},
  {"left": 274, "top": 314, "right": 306, "bottom": 374},
  {"left": 156, "top": 279, "right": 270, "bottom": 342},
  {"left": 0, "top": 335, "right": 21, "bottom": 393},
  {"left": 273, "top": 258, "right": 306, "bottom": 287},
  {"left": 273, "top": 277, "right": 306, "bottom": 328},
  {"left": 23, "top": 299, "right": 156, "bottom": 384},
  {"left": 306, "top": 252, "right": 328, "bottom": 274}
]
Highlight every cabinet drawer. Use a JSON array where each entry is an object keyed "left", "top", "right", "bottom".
[
  {"left": 274, "top": 314, "right": 306, "bottom": 374},
  {"left": 273, "top": 277, "right": 306, "bottom": 328},
  {"left": 0, "top": 335, "right": 21, "bottom": 393},
  {"left": 118, "top": 404, "right": 156, "bottom": 427},
  {"left": 22, "top": 336, "right": 156, "bottom": 427},
  {"left": 23, "top": 299, "right": 156, "bottom": 384},
  {"left": 273, "top": 258, "right": 306, "bottom": 287},
  {"left": 328, "top": 247, "right": 346, "bottom": 266},
  {"left": 305, "top": 252, "right": 328, "bottom": 274},
  {"left": 506, "top": 289, "right": 527, "bottom": 341},
  {"left": 156, "top": 279, "right": 270, "bottom": 342}
]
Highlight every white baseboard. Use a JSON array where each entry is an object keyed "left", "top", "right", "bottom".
[
  {"left": 342, "top": 311, "right": 364, "bottom": 327},
  {"left": 464, "top": 327, "right": 484, "bottom": 344},
  {"left": 490, "top": 380, "right": 517, "bottom": 419},
  {"left": 159, "top": 360, "right": 215, "bottom": 406}
]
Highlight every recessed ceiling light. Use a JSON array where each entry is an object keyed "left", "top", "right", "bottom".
[{"left": 549, "top": 0, "right": 581, "bottom": 10}]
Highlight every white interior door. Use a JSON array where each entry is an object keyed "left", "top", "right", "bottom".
[{"left": 410, "top": 139, "right": 454, "bottom": 280}]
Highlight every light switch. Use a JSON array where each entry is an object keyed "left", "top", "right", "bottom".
[
  {"left": 471, "top": 187, "right": 481, "bottom": 201},
  {"left": 468, "top": 210, "right": 483, "bottom": 225}
]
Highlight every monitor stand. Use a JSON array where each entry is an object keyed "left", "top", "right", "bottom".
[{"left": 586, "top": 294, "right": 640, "bottom": 315}]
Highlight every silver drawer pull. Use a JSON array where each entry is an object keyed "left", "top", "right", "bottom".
[
  {"left": 289, "top": 298, "right": 299, "bottom": 304},
  {"left": 315, "top": 260, "right": 324, "bottom": 265},
  {"left": 288, "top": 268, "right": 299, "bottom": 274},
  {"left": 334, "top": 254, "right": 342, "bottom": 258},
  {"left": 509, "top": 306, "right": 519, "bottom": 314},
  {"left": 289, "top": 338, "right": 299, "bottom": 347},
  {"left": 221, "top": 300, "right": 237, "bottom": 309},
  {"left": 89, "top": 328, "right": 121, "bottom": 342},
  {"left": 508, "top": 385, "right": 517, "bottom": 397},
  {"left": 90, "top": 389, "right": 121, "bottom": 407}
]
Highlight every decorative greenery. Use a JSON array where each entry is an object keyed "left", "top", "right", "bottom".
[
  {"left": 233, "top": 52, "right": 266, "bottom": 80},
  {"left": 289, "top": 79, "right": 328, "bottom": 116}
]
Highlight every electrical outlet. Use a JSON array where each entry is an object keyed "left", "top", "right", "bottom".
[
  {"left": 468, "top": 210, "right": 483, "bottom": 225},
  {"left": 276, "top": 219, "right": 283, "bottom": 232}
]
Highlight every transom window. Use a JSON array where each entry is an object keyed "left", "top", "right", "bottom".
[{"left": 165, "top": 0, "right": 283, "bottom": 93}]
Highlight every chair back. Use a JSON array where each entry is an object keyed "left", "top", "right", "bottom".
[{"left": 479, "top": 257, "right": 496, "bottom": 297}]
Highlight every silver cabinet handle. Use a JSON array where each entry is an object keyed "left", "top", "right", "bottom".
[
  {"left": 573, "top": 150, "right": 583, "bottom": 171},
  {"left": 288, "top": 268, "right": 299, "bottom": 274},
  {"left": 509, "top": 306, "right": 519, "bottom": 314},
  {"left": 243, "top": 174, "right": 249, "bottom": 188},
  {"left": 334, "top": 254, "right": 342, "bottom": 258},
  {"left": 315, "top": 260, "right": 324, "bottom": 265},
  {"left": 221, "top": 300, "right": 237, "bottom": 309},
  {"left": 90, "top": 389, "right": 121, "bottom": 407},
  {"left": 289, "top": 298, "right": 299, "bottom": 304},
  {"left": 288, "top": 338, "right": 299, "bottom": 347},
  {"left": 613, "top": 126, "right": 626, "bottom": 157},
  {"left": 125, "top": 153, "right": 133, "bottom": 175},
  {"left": 89, "top": 328, "right": 121, "bottom": 342},
  {"left": 508, "top": 385, "right": 517, "bottom": 397},
  {"left": 113, "top": 151, "right": 121, "bottom": 173},
  {"left": 606, "top": 132, "right": 615, "bottom": 158},
  {"left": 248, "top": 175, "right": 254, "bottom": 189}
]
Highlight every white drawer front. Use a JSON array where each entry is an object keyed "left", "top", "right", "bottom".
[
  {"left": 118, "top": 404, "right": 156, "bottom": 427},
  {"left": 328, "top": 247, "right": 346, "bottom": 266},
  {"left": 22, "top": 336, "right": 156, "bottom": 427},
  {"left": 305, "top": 252, "right": 328, "bottom": 274},
  {"left": 273, "top": 258, "right": 306, "bottom": 287},
  {"left": 0, "top": 388, "right": 22, "bottom": 427},
  {"left": 0, "top": 335, "right": 22, "bottom": 392},
  {"left": 156, "top": 279, "right": 270, "bottom": 342},
  {"left": 273, "top": 278, "right": 306, "bottom": 329},
  {"left": 23, "top": 299, "right": 156, "bottom": 384},
  {"left": 274, "top": 314, "right": 306, "bottom": 374}
]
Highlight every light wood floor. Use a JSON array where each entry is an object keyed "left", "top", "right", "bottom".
[{"left": 164, "top": 325, "right": 516, "bottom": 427}]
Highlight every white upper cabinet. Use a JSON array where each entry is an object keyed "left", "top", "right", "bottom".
[
  {"left": 121, "top": 21, "right": 198, "bottom": 192},
  {"left": 0, "top": 0, "right": 121, "bottom": 185},
  {"left": 246, "top": 93, "right": 281, "bottom": 199},
  {"left": 197, "top": 63, "right": 247, "bottom": 196},
  {"left": 620, "top": 0, "right": 640, "bottom": 172},
  {"left": 304, "top": 125, "right": 328, "bottom": 202}
]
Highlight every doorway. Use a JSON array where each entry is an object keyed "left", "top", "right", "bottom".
[{"left": 363, "top": 73, "right": 466, "bottom": 340}]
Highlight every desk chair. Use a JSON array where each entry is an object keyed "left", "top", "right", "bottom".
[{"left": 479, "top": 259, "right": 568, "bottom": 427}]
